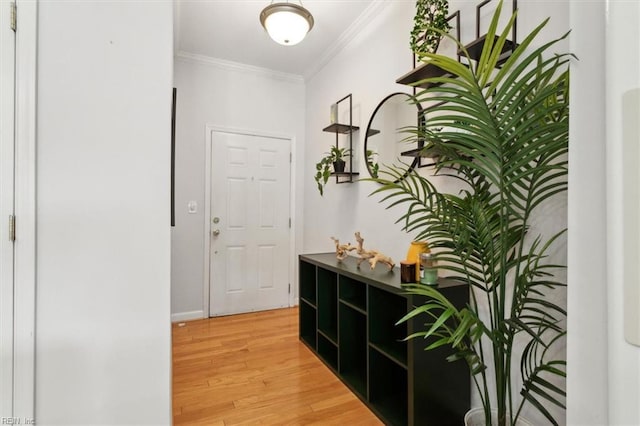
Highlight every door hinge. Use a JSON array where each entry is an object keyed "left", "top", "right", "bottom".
[
  {"left": 289, "top": 218, "right": 291, "bottom": 228},
  {"left": 9, "top": 215, "right": 15, "bottom": 241},
  {"left": 290, "top": 152, "right": 292, "bottom": 163},
  {"left": 288, "top": 283, "right": 291, "bottom": 294},
  {"left": 10, "top": 2, "right": 16, "bottom": 32}
]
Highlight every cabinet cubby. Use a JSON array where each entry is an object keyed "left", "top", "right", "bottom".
[
  {"left": 317, "top": 268, "right": 338, "bottom": 343},
  {"left": 299, "top": 253, "right": 469, "bottom": 425},
  {"left": 299, "top": 261, "right": 316, "bottom": 305},
  {"left": 369, "top": 346, "right": 409, "bottom": 426},
  {"left": 339, "top": 275, "right": 367, "bottom": 312},
  {"left": 317, "top": 332, "right": 338, "bottom": 371},
  {"left": 369, "top": 285, "right": 408, "bottom": 367},
  {"left": 338, "top": 303, "right": 368, "bottom": 398},
  {"left": 299, "top": 299, "right": 316, "bottom": 350}
]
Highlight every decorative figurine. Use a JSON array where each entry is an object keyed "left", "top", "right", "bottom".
[
  {"left": 354, "top": 232, "right": 395, "bottom": 271},
  {"left": 330, "top": 233, "right": 395, "bottom": 271},
  {"left": 330, "top": 237, "right": 356, "bottom": 261}
]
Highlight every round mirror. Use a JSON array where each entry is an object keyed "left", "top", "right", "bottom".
[{"left": 364, "top": 92, "right": 423, "bottom": 180}]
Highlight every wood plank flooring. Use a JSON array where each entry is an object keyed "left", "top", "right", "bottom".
[{"left": 172, "top": 307, "right": 382, "bottom": 425}]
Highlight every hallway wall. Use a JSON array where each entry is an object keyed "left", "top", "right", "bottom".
[
  {"left": 35, "top": 2, "right": 173, "bottom": 424},
  {"left": 172, "top": 56, "right": 305, "bottom": 319}
]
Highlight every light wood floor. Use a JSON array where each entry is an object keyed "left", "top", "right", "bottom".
[{"left": 172, "top": 307, "right": 382, "bottom": 425}]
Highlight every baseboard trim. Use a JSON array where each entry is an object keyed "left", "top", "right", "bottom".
[{"left": 171, "top": 310, "right": 205, "bottom": 323}]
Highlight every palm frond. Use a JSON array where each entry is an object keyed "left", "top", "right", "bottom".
[{"left": 366, "top": 2, "right": 570, "bottom": 424}]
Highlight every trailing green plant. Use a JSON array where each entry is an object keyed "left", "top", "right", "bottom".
[
  {"left": 370, "top": 2, "right": 571, "bottom": 425},
  {"left": 366, "top": 149, "right": 379, "bottom": 178},
  {"left": 314, "top": 146, "right": 352, "bottom": 196},
  {"left": 410, "top": 0, "right": 451, "bottom": 62}
]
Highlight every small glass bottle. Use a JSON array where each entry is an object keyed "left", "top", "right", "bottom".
[{"left": 420, "top": 252, "right": 438, "bottom": 285}]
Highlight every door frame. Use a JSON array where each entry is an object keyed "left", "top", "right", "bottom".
[
  {"left": 1, "top": 0, "right": 37, "bottom": 419},
  {"left": 203, "top": 125, "right": 296, "bottom": 317},
  {"left": 0, "top": 0, "right": 17, "bottom": 415}
]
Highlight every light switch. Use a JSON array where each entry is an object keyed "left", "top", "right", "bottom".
[{"left": 188, "top": 201, "right": 198, "bottom": 214}]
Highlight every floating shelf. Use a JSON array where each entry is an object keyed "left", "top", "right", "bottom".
[
  {"left": 330, "top": 172, "right": 360, "bottom": 177},
  {"left": 464, "top": 0, "right": 519, "bottom": 66},
  {"left": 400, "top": 145, "right": 445, "bottom": 159},
  {"left": 397, "top": 37, "right": 515, "bottom": 89},
  {"left": 461, "top": 34, "right": 517, "bottom": 65},
  {"left": 397, "top": 10, "right": 462, "bottom": 91},
  {"left": 322, "top": 123, "right": 380, "bottom": 137},
  {"left": 323, "top": 123, "right": 360, "bottom": 134},
  {"left": 396, "top": 62, "right": 453, "bottom": 89}
]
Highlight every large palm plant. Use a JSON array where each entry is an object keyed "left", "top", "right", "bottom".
[{"left": 371, "top": 3, "right": 570, "bottom": 425}]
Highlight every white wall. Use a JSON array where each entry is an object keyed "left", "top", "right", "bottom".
[
  {"left": 304, "top": 2, "right": 414, "bottom": 259},
  {"left": 605, "top": 0, "right": 640, "bottom": 424},
  {"left": 567, "top": 2, "right": 608, "bottom": 424},
  {"left": 304, "top": 0, "right": 568, "bottom": 424},
  {"left": 304, "top": 0, "right": 568, "bottom": 259},
  {"left": 568, "top": 1, "right": 640, "bottom": 424},
  {"left": 36, "top": 2, "right": 172, "bottom": 425},
  {"left": 171, "top": 56, "right": 305, "bottom": 320}
]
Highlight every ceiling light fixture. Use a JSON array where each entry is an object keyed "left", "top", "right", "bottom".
[{"left": 260, "top": 1, "right": 314, "bottom": 46}]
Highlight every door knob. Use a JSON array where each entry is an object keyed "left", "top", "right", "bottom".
[{"left": 212, "top": 229, "right": 221, "bottom": 236}]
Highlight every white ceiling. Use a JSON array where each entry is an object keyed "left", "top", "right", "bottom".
[{"left": 174, "top": 0, "right": 379, "bottom": 78}]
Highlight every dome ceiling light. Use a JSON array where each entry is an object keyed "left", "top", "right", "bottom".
[{"left": 259, "top": 1, "right": 314, "bottom": 46}]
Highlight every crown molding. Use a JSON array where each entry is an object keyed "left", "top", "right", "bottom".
[
  {"left": 175, "top": 51, "right": 305, "bottom": 84},
  {"left": 303, "top": 0, "right": 393, "bottom": 81}
]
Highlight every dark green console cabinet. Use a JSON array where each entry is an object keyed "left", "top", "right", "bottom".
[{"left": 299, "top": 253, "right": 470, "bottom": 426}]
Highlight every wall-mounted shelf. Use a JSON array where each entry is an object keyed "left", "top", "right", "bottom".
[
  {"left": 397, "top": 11, "right": 461, "bottom": 90},
  {"left": 299, "top": 253, "right": 470, "bottom": 425},
  {"left": 322, "top": 123, "right": 360, "bottom": 135},
  {"left": 461, "top": 34, "right": 517, "bottom": 65},
  {"left": 401, "top": 146, "right": 445, "bottom": 169},
  {"left": 323, "top": 123, "right": 359, "bottom": 134},
  {"left": 401, "top": 146, "right": 441, "bottom": 159},
  {"left": 330, "top": 172, "right": 360, "bottom": 177},
  {"left": 395, "top": 62, "right": 453, "bottom": 89},
  {"left": 397, "top": 0, "right": 520, "bottom": 89},
  {"left": 461, "top": 0, "right": 518, "bottom": 66},
  {"left": 322, "top": 124, "right": 380, "bottom": 137},
  {"left": 395, "top": 0, "right": 520, "bottom": 171},
  {"left": 323, "top": 94, "right": 360, "bottom": 184},
  {"left": 402, "top": 143, "right": 472, "bottom": 168}
]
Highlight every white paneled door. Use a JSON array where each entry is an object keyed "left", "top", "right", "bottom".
[{"left": 209, "top": 131, "right": 291, "bottom": 316}]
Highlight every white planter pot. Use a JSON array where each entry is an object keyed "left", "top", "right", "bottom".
[{"left": 464, "top": 408, "right": 534, "bottom": 426}]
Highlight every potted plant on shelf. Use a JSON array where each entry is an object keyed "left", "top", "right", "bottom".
[
  {"left": 314, "top": 146, "right": 352, "bottom": 196},
  {"left": 371, "top": 2, "right": 570, "bottom": 425},
  {"left": 410, "top": 0, "right": 452, "bottom": 62}
]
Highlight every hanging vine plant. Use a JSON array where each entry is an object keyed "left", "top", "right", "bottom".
[{"left": 410, "top": 0, "right": 452, "bottom": 62}]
